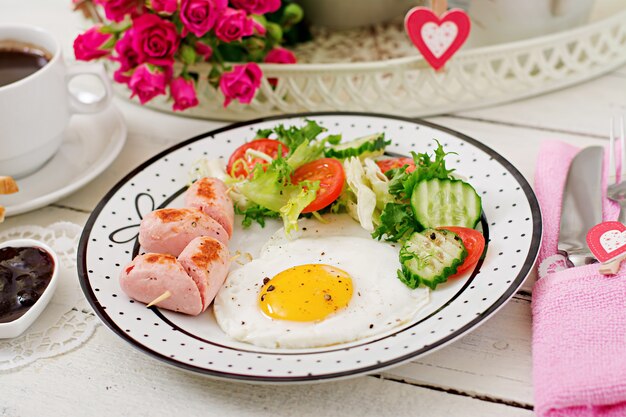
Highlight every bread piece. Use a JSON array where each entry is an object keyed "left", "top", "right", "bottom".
[
  {"left": 0, "top": 176, "right": 18, "bottom": 195},
  {"left": 0, "top": 206, "right": 5, "bottom": 223}
]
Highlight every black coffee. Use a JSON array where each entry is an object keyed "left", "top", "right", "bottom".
[{"left": 0, "top": 42, "right": 51, "bottom": 87}]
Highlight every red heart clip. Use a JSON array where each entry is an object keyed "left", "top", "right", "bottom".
[
  {"left": 586, "top": 221, "right": 626, "bottom": 263},
  {"left": 404, "top": 7, "right": 471, "bottom": 70}
]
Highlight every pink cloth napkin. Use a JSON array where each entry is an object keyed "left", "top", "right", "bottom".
[{"left": 532, "top": 140, "right": 626, "bottom": 417}]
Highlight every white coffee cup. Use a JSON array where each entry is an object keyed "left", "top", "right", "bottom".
[{"left": 0, "top": 24, "right": 112, "bottom": 179}]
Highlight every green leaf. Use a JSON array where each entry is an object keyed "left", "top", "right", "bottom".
[
  {"left": 207, "top": 65, "right": 222, "bottom": 88},
  {"left": 371, "top": 202, "right": 419, "bottom": 242},
  {"left": 234, "top": 203, "right": 279, "bottom": 228},
  {"left": 387, "top": 140, "right": 455, "bottom": 200},
  {"left": 279, "top": 185, "right": 318, "bottom": 234},
  {"left": 286, "top": 136, "right": 337, "bottom": 170},
  {"left": 326, "top": 134, "right": 342, "bottom": 145},
  {"left": 244, "top": 37, "right": 266, "bottom": 57},
  {"left": 272, "top": 119, "right": 326, "bottom": 153},
  {"left": 255, "top": 128, "right": 273, "bottom": 139},
  {"left": 217, "top": 43, "right": 246, "bottom": 62}
]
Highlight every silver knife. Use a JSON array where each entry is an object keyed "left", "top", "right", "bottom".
[{"left": 557, "top": 146, "right": 604, "bottom": 268}]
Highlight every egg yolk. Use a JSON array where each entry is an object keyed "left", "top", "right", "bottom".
[{"left": 258, "top": 264, "right": 353, "bottom": 322}]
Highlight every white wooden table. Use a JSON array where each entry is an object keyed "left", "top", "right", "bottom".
[{"left": 2, "top": 2, "right": 625, "bottom": 416}]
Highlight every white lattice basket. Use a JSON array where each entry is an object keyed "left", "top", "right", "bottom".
[{"left": 114, "top": 6, "right": 626, "bottom": 121}]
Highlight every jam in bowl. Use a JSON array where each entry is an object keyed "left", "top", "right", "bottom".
[{"left": 0, "top": 238, "right": 59, "bottom": 338}]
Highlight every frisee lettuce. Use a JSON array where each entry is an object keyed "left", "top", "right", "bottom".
[
  {"left": 235, "top": 204, "right": 280, "bottom": 228},
  {"left": 388, "top": 140, "right": 455, "bottom": 200},
  {"left": 257, "top": 119, "right": 341, "bottom": 153},
  {"left": 372, "top": 141, "right": 455, "bottom": 242}
]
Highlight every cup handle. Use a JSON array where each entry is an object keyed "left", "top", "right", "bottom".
[{"left": 65, "top": 63, "right": 113, "bottom": 114}]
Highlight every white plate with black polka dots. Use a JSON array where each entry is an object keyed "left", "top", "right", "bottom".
[{"left": 78, "top": 113, "right": 541, "bottom": 383}]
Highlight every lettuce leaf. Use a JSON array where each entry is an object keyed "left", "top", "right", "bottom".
[
  {"left": 363, "top": 158, "right": 392, "bottom": 210},
  {"left": 235, "top": 204, "right": 280, "bottom": 227},
  {"left": 343, "top": 157, "right": 379, "bottom": 231},
  {"left": 372, "top": 202, "right": 418, "bottom": 242},
  {"left": 236, "top": 156, "right": 320, "bottom": 234},
  {"left": 388, "top": 141, "right": 455, "bottom": 200},
  {"left": 279, "top": 186, "right": 318, "bottom": 234},
  {"left": 272, "top": 119, "right": 336, "bottom": 152}
]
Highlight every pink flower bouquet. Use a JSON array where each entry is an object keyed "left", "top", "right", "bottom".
[{"left": 72, "top": 0, "right": 303, "bottom": 110}]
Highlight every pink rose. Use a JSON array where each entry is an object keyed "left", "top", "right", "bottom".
[
  {"left": 128, "top": 64, "right": 169, "bottom": 104},
  {"left": 111, "top": 29, "right": 139, "bottom": 83},
  {"left": 73, "top": 26, "right": 113, "bottom": 61},
  {"left": 219, "top": 63, "right": 262, "bottom": 107},
  {"left": 149, "top": 0, "right": 178, "bottom": 14},
  {"left": 170, "top": 77, "right": 199, "bottom": 111},
  {"left": 264, "top": 47, "right": 295, "bottom": 86},
  {"left": 94, "top": 0, "right": 142, "bottom": 22},
  {"left": 180, "top": 0, "right": 227, "bottom": 37},
  {"left": 264, "top": 47, "right": 296, "bottom": 64},
  {"left": 230, "top": 0, "right": 280, "bottom": 15},
  {"left": 132, "top": 14, "right": 179, "bottom": 66},
  {"left": 195, "top": 41, "right": 213, "bottom": 61},
  {"left": 215, "top": 8, "right": 254, "bottom": 43}
]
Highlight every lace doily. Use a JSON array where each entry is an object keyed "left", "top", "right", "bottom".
[
  {"left": 292, "top": 18, "right": 417, "bottom": 63},
  {"left": 0, "top": 222, "right": 99, "bottom": 371}
]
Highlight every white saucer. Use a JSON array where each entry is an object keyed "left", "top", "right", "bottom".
[{"left": 1, "top": 103, "right": 126, "bottom": 217}]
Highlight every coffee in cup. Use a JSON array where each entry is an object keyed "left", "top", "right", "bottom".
[
  {"left": 0, "top": 41, "right": 52, "bottom": 87},
  {"left": 0, "top": 25, "right": 112, "bottom": 179}
]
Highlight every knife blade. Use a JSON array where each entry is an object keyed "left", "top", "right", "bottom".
[{"left": 557, "top": 146, "right": 604, "bottom": 267}]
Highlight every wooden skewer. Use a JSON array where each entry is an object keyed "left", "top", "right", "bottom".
[
  {"left": 599, "top": 252, "right": 626, "bottom": 275},
  {"left": 431, "top": 0, "right": 448, "bottom": 17},
  {"left": 431, "top": 0, "right": 449, "bottom": 73},
  {"left": 144, "top": 252, "right": 246, "bottom": 308},
  {"left": 146, "top": 290, "right": 171, "bottom": 308}
]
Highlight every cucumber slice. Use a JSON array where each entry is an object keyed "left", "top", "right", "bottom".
[
  {"left": 411, "top": 178, "right": 481, "bottom": 229},
  {"left": 324, "top": 133, "right": 390, "bottom": 159},
  {"left": 398, "top": 229, "right": 467, "bottom": 289}
]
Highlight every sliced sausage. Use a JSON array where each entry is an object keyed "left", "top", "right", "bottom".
[
  {"left": 178, "top": 236, "right": 231, "bottom": 311},
  {"left": 139, "top": 208, "right": 228, "bottom": 257},
  {"left": 119, "top": 253, "right": 203, "bottom": 316},
  {"left": 185, "top": 178, "right": 234, "bottom": 238}
]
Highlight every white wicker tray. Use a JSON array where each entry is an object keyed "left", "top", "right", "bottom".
[{"left": 115, "top": 7, "right": 626, "bottom": 121}]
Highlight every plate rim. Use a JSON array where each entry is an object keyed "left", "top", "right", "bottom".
[
  {"left": 77, "top": 111, "right": 542, "bottom": 383},
  {"left": 4, "top": 104, "right": 127, "bottom": 216}
]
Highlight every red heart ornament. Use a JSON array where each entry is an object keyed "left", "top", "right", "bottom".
[
  {"left": 404, "top": 7, "right": 471, "bottom": 70},
  {"left": 586, "top": 221, "right": 626, "bottom": 263}
]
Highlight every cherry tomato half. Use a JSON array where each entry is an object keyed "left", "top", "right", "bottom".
[
  {"left": 439, "top": 226, "right": 486, "bottom": 276},
  {"left": 292, "top": 158, "right": 346, "bottom": 213},
  {"left": 227, "top": 139, "right": 289, "bottom": 179},
  {"left": 376, "top": 157, "right": 416, "bottom": 174}
]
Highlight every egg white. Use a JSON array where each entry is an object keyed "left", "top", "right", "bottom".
[{"left": 213, "top": 215, "right": 430, "bottom": 349}]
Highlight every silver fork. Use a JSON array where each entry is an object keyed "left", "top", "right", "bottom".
[{"left": 607, "top": 116, "right": 626, "bottom": 223}]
